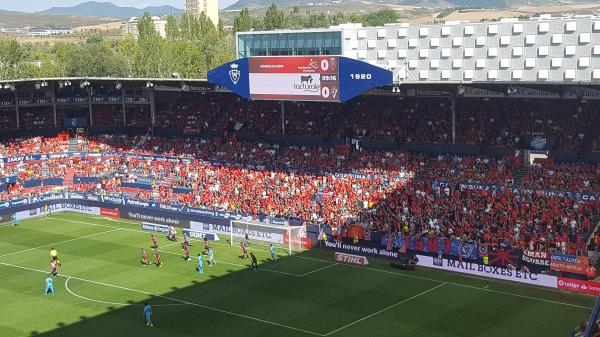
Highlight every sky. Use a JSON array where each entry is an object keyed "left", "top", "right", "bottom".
[{"left": 0, "top": 0, "right": 237, "bottom": 12}]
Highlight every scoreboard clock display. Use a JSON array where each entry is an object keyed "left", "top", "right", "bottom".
[
  {"left": 248, "top": 56, "right": 340, "bottom": 102},
  {"left": 208, "top": 56, "right": 392, "bottom": 103}
]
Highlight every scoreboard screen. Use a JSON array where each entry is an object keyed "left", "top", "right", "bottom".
[
  {"left": 248, "top": 57, "right": 339, "bottom": 101},
  {"left": 208, "top": 56, "right": 392, "bottom": 103}
]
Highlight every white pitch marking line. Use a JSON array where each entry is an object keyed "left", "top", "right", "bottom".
[
  {"left": 323, "top": 282, "right": 448, "bottom": 336},
  {"left": 0, "top": 217, "right": 41, "bottom": 227},
  {"left": 65, "top": 277, "right": 187, "bottom": 307},
  {"left": 299, "top": 263, "right": 337, "bottom": 277},
  {"left": 162, "top": 241, "right": 182, "bottom": 248},
  {"left": 0, "top": 228, "right": 121, "bottom": 258},
  {"left": 48, "top": 215, "right": 596, "bottom": 310},
  {"left": 0, "top": 261, "right": 325, "bottom": 336},
  {"left": 158, "top": 249, "right": 302, "bottom": 277}
]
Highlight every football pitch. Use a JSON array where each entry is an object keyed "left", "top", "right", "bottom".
[{"left": 0, "top": 212, "right": 595, "bottom": 337}]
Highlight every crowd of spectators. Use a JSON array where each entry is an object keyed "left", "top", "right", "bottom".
[
  {"left": 420, "top": 154, "right": 520, "bottom": 185},
  {"left": 0, "top": 103, "right": 598, "bottom": 257},
  {"left": 524, "top": 159, "right": 599, "bottom": 194},
  {"left": 456, "top": 100, "right": 596, "bottom": 151},
  {"left": 3, "top": 96, "right": 599, "bottom": 153},
  {"left": 359, "top": 180, "right": 595, "bottom": 256},
  {"left": 152, "top": 95, "right": 599, "bottom": 151}
]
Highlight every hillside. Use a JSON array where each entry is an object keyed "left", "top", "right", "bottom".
[
  {"left": 39, "top": 1, "right": 183, "bottom": 19},
  {"left": 225, "top": 0, "right": 595, "bottom": 10},
  {"left": 0, "top": 12, "right": 116, "bottom": 29}
]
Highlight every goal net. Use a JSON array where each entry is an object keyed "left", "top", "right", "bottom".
[{"left": 229, "top": 220, "right": 309, "bottom": 255}]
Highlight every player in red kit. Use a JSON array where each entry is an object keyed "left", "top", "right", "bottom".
[
  {"left": 154, "top": 248, "right": 162, "bottom": 267},
  {"left": 203, "top": 237, "right": 210, "bottom": 255},
  {"left": 151, "top": 234, "right": 158, "bottom": 249},
  {"left": 240, "top": 241, "right": 249, "bottom": 259},
  {"left": 182, "top": 242, "right": 191, "bottom": 261},
  {"left": 141, "top": 248, "right": 150, "bottom": 266}
]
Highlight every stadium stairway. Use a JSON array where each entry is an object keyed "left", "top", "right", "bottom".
[
  {"left": 63, "top": 169, "right": 75, "bottom": 186},
  {"left": 133, "top": 133, "right": 149, "bottom": 151},
  {"left": 513, "top": 166, "right": 529, "bottom": 188},
  {"left": 68, "top": 138, "right": 79, "bottom": 152}
]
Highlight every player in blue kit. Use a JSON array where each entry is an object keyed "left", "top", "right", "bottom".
[
  {"left": 143, "top": 303, "right": 153, "bottom": 327},
  {"left": 196, "top": 253, "right": 203, "bottom": 273},
  {"left": 208, "top": 247, "right": 215, "bottom": 267},
  {"left": 45, "top": 276, "right": 54, "bottom": 295},
  {"left": 270, "top": 244, "right": 276, "bottom": 261}
]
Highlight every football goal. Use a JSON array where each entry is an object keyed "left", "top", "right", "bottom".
[{"left": 229, "top": 220, "right": 309, "bottom": 254}]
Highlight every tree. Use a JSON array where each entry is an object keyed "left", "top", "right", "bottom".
[
  {"left": 65, "top": 43, "right": 131, "bottom": 77},
  {"left": 137, "top": 12, "right": 158, "bottom": 39},
  {"left": 263, "top": 4, "right": 286, "bottom": 30},
  {"left": 166, "top": 15, "right": 180, "bottom": 41},
  {"left": 233, "top": 8, "right": 254, "bottom": 33},
  {"left": 359, "top": 9, "right": 399, "bottom": 27},
  {"left": 86, "top": 36, "right": 103, "bottom": 44},
  {"left": 286, "top": 7, "right": 305, "bottom": 29},
  {"left": 0, "top": 39, "right": 25, "bottom": 79}
]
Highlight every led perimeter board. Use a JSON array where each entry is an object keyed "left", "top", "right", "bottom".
[{"left": 208, "top": 56, "right": 393, "bottom": 102}]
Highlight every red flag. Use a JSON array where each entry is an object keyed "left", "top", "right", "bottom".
[{"left": 386, "top": 233, "right": 393, "bottom": 251}]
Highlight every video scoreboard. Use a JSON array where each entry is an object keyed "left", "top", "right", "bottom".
[
  {"left": 208, "top": 56, "right": 392, "bottom": 103},
  {"left": 248, "top": 56, "right": 339, "bottom": 101}
]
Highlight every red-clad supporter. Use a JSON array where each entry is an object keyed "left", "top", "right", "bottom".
[
  {"left": 524, "top": 158, "right": 599, "bottom": 194},
  {"left": 0, "top": 132, "right": 598, "bottom": 257},
  {"left": 422, "top": 154, "right": 520, "bottom": 185}
]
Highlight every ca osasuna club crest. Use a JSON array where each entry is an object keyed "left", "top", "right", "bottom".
[{"left": 229, "top": 63, "right": 240, "bottom": 85}]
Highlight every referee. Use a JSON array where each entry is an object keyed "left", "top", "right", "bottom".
[{"left": 50, "top": 248, "right": 61, "bottom": 266}]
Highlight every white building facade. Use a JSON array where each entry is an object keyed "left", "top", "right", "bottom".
[
  {"left": 184, "top": 0, "right": 219, "bottom": 26},
  {"left": 238, "top": 16, "right": 600, "bottom": 84},
  {"left": 123, "top": 16, "right": 167, "bottom": 38}
]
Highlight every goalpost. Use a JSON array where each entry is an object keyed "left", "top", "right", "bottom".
[{"left": 229, "top": 220, "right": 308, "bottom": 255}]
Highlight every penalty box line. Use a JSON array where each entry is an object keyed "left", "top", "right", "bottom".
[
  {"left": 49, "top": 215, "right": 594, "bottom": 311},
  {"left": 323, "top": 282, "right": 448, "bottom": 336},
  {"left": 0, "top": 261, "right": 326, "bottom": 336},
  {"left": 0, "top": 228, "right": 121, "bottom": 259},
  {"left": 50, "top": 215, "right": 338, "bottom": 277}
]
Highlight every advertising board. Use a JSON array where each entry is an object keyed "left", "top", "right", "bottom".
[
  {"left": 190, "top": 221, "right": 284, "bottom": 244},
  {"left": 15, "top": 204, "right": 100, "bottom": 220},
  {"left": 418, "top": 255, "right": 557, "bottom": 288},
  {"left": 333, "top": 252, "right": 369, "bottom": 265},
  {"left": 557, "top": 277, "right": 600, "bottom": 296}
]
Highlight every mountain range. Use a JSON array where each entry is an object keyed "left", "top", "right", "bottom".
[
  {"left": 38, "top": 1, "right": 183, "bottom": 19},
  {"left": 225, "top": 0, "right": 594, "bottom": 10}
]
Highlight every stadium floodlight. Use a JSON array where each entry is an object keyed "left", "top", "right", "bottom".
[
  {"left": 146, "top": 81, "right": 154, "bottom": 88},
  {"left": 41, "top": 81, "right": 48, "bottom": 87},
  {"left": 80, "top": 80, "right": 90, "bottom": 89},
  {"left": 3, "top": 84, "right": 10, "bottom": 90},
  {"left": 65, "top": 80, "right": 71, "bottom": 86},
  {"left": 115, "top": 82, "right": 122, "bottom": 90}
]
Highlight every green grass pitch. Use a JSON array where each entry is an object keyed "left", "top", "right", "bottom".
[{"left": 0, "top": 212, "right": 595, "bottom": 337}]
